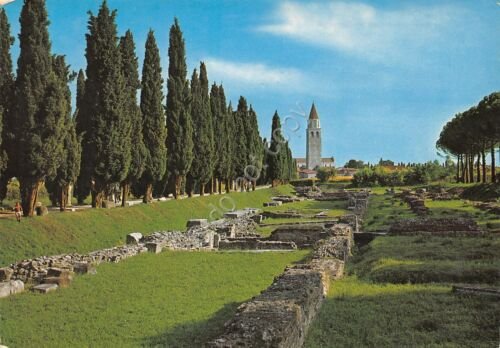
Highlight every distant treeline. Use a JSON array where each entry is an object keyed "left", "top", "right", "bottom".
[
  {"left": 0, "top": 1, "right": 295, "bottom": 216},
  {"left": 437, "top": 92, "right": 499, "bottom": 183}
]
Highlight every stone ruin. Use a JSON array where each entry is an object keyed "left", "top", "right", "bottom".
[
  {"left": 207, "top": 224, "right": 352, "bottom": 347},
  {"left": 397, "top": 190, "right": 428, "bottom": 215},
  {"left": 268, "top": 223, "right": 351, "bottom": 249},
  {"left": 389, "top": 217, "right": 485, "bottom": 236}
]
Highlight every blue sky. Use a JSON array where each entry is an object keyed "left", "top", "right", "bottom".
[{"left": 2, "top": 0, "right": 499, "bottom": 166}]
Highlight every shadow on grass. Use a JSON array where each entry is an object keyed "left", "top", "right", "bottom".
[
  {"left": 141, "top": 301, "right": 240, "bottom": 347},
  {"left": 305, "top": 285, "right": 500, "bottom": 348}
]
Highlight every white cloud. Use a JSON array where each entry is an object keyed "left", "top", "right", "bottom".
[
  {"left": 0, "top": 0, "right": 15, "bottom": 6},
  {"left": 203, "top": 57, "right": 305, "bottom": 91},
  {"left": 259, "top": 2, "right": 461, "bottom": 63}
]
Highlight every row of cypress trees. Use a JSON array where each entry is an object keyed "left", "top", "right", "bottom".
[
  {"left": 0, "top": 1, "right": 296, "bottom": 216},
  {"left": 436, "top": 92, "right": 499, "bottom": 183}
]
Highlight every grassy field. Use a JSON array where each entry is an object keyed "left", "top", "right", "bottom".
[
  {"left": 0, "top": 186, "right": 294, "bottom": 266},
  {"left": 0, "top": 250, "right": 308, "bottom": 347},
  {"left": 305, "top": 276, "right": 499, "bottom": 348},
  {"left": 362, "top": 193, "right": 416, "bottom": 232}
]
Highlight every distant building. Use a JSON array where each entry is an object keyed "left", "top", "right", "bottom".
[{"left": 295, "top": 103, "right": 335, "bottom": 178}]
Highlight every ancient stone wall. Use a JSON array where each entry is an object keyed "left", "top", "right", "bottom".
[{"left": 389, "top": 217, "right": 484, "bottom": 236}]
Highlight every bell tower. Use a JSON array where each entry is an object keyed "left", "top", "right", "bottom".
[{"left": 306, "top": 103, "right": 322, "bottom": 170}]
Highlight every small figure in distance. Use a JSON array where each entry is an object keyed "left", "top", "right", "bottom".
[{"left": 13, "top": 202, "right": 22, "bottom": 222}]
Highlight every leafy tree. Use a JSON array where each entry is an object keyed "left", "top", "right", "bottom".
[
  {"left": 119, "top": 30, "right": 146, "bottom": 206},
  {"left": 83, "top": 1, "right": 131, "bottom": 207},
  {"left": 344, "top": 159, "right": 365, "bottom": 169},
  {"left": 45, "top": 56, "right": 81, "bottom": 211},
  {"left": 166, "top": 18, "right": 193, "bottom": 198},
  {"left": 140, "top": 30, "right": 167, "bottom": 203},
  {"left": 73, "top": 69, "right": 91, "bottom": 204},
  {"left": 0, "top": 8, "right": 14, "bottom": 202},
  {"left": 188, "top": 63, "right": 214, "bottom": 196},
  {"left": 14, "top": 0, "right": 66, "bottom": 216},
  {"left": 267, "top": 111, "right": 284, "bottom": 186},
  {"left": 316, "top": 167, "right": 336, "bottom": 183}
]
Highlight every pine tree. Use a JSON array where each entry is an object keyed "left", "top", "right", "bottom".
[
  {"left": 45, "top": 56, "right": 81, "bottom": 211},
  {"left": 166, "top": 18, "right": 193, "bottom": 198},
  {"left": 0, "top": 8, "right": 14, "bottom": 202},
  {"left": 14, "top": 0, "right": 65, "bottom": 216},
  {"left": 73, "top": 69, "right": 90, "bottom": 204},
  {"left": 140, "top": 30, "right": 167, "bottom": 203},
  {"left": 119, "top": 30, "right": 146, "bottom": 206},
  {"left": 267, "top": 111, "right": 284, "bottom": 187},
  {"left": 188, "top": 63, "right": 214, "bottom": 196},
  {"left": 83, "top": 1, "right": 131, "bottom": 207}
]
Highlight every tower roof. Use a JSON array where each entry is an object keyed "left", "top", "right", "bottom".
[{"left": 309, "top": 103, "right": 319, "bottom": 120}]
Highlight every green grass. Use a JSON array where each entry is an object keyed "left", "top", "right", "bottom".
[
  {"left": 362, "top": 193, "right": 416, "bottom": 232},
  {"left": 425, "top": 199, "right": 500, "bottom": 231},
  {"left": 305, "top": 276, "right": 500, "bottom": 348},
  {"left": 0, "top": 250, "right": 308, "bottom": 348},
  {"left": 350, "top": 235, "right": 500, "bottom": 285},
  {"left": 263, "top": 199, "right": 348, "bottom": 217},
  {"left": 0, "top": 186, "right": 294, "bottom": 266}
]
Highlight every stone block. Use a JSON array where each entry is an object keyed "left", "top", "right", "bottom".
[
  {"left": 224, "top": 210, "right": 246, "bottom": 219},
  {"left": 102, "top": 200, "right": 116, "bottom": 209},
  {"left": 73, "top": 262, "right": 96, "bottom": 275},
  {"left": 145, "top": 242, "right": 162, "bottom": 254},
  {"left": 126, "top": 232, "right": 143, "bottom": 244},
  {"left": 43, "top": 276, "right": 72, "bottom": 288},
  {"left": 213, "top": 234, "right": 221, "bottom": 248},
  {"left": 32, "top": 283, "right": 58, "bottom": 294},
  {"left": 263, "top": 201, "right": 282, "bottom": 207},
  {"left": 47, "top": 268, "right": 73, "bottom": 278},
  {"left": 0, "top": 280, "right": 24, "bottom": 298},
  {"left": 35, "top": 206, "right": 49, "bottom": 216},
  {"left": 251, "top": 215, "right": 263, "bottom": 224},
  {"left": 186, "top": 219, "right": 208, "bottom": 228},
  {"left": 0, "top": 268, "right": 13, "bottom": 281}
]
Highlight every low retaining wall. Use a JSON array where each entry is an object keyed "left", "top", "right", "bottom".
[
  {"left": 218, "top": 239, "right": 297, "bottom": 251},
  {"left": 268, "top": 223, "right": 352, "bottom": 248},
  {"left": 207, "top": 226, "right": 352, "bottom": 347},
  {"left": 389, "top": 218, "right": 484, "bottom": 236}
]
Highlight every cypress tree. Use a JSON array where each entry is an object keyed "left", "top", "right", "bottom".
[
  {"left": 45, "top": 56, "right": 81, "bottom": 211},
  {"left": 119, "top": 30, "right": 146, "bottom": 206},
  {"left": 246, "top": 105, "right": 263, "bottom": 190},
  {"left": 267, "top": 111, "right": 284, "bottom": 187},
  {"left": 233, "top": 96, "right": 249, "bottom": 190},
  {"left": 73, "top": 69, "right": 90, "bottom": 204},
  {"left": 15, "top": 0, "right": 65, "bottom": 216},
  {"left": 189, "top": 63, "right": 214, "bottom": 196},
  {"left": 166, "top": 18, "right": 193, "bottom": 198},
  {"left": 140, "top": 30, "right": 167, "bottom": 203},
  {"left": 83, "top": 1, "right": 131, "bottom": 207},
  {"left": 226, "top": 101, "right": 235, "bottom": 192},
  {"left": 0, "top": 8, "right": 14, "bottom": 202}
]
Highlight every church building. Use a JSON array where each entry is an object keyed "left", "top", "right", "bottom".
[{"left": 295, "top": 103, "right": 335, "bottom": 178}]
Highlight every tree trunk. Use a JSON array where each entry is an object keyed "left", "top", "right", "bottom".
[
  {"left": 461, "top": 155, "right": 466, "bottom": 183},
  {"left": 476, "top": 152, "right": 481, "bottom": 183},
  {"left": 492, "top": 144, "right": 496, "bottom": 183},
  {"left": 121, "top": 182, "right": 130, "bottom": 207},
  {"left": 217, "top": 178, "right": 222, "bottom": 194},
  {"left": 252, "top": 180, "right": 256, "bottom": 191},
  {"left": 482, "top": 148, "right": 487, "bottom": 183},
  {"left": 469, "top": 154, "right": 474, "bottom": 183},
  {"left": 175, "top": 175, "right": 182, "bottom": 199},
  {"left": 143, "top": 183, "right": 153, "bottom": 203},
  {"left": 20, "top": 179, "right": 41, "bottom": 217},
  {"left": 455, "top": 155, "right": 460, "bottom": 183},
  {"left": 200, "top": 182, "right": 205, "bottom": 196}
]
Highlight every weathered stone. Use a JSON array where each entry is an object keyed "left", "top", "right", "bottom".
[
  {"left": 47, "top": 268, "right": 72, "bottom": 278},
  {"left": 218, "top": 239, "right": 297, "bottom": 250},
  {"left": 263, "top": 201, "right": 282, "bottom": 207},
  {"left": 213, "top": 234, "right": 221, "bottom": 248},
  {"left": 73, "top": 262, "right": 96, "bottom": 275},
  {"left": 0, "top": 267, "right": 13, "bottom": 281},
  {"left": 102, "top": 200, "right": 116, "bottom": 209},
  {"left": 452, "top": 285, "right": 500, "bottom": 298},
  {"left": 126, "top": 232, "right": 143, "bottom": 244},
  {"left": 145, "top": 242, "right": 162, "bottom": 254},
  {"left": 186, "top": 219, "right": 208, "bottom": 228},
  {"left": 32, "top": 283, "right": 58, "bottom": 294},
  {"left": 223, "top": 210, "right": 247, "bottom": 219},
  {"left": 43, "top": 276, "right": 72, "bottom": 288},
  {"left": 35, "top": 206, "right": 49, "bottom": 216},
  {"left": 0, "top": 280, "right": 24, "bottom": 298},
  {"left": 389, "top": 218, "right": 484, "bottom": 236}
]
